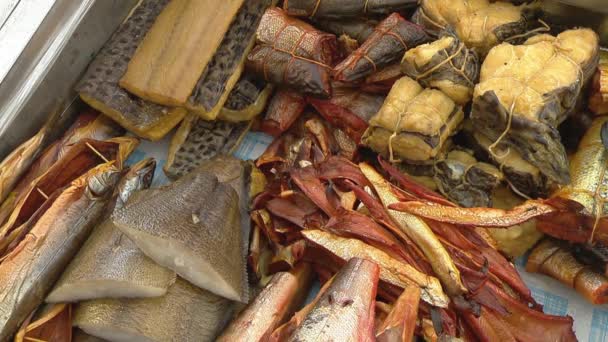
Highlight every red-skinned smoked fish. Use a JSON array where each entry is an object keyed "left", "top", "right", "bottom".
[
  {"left": 286, "top": 258, "right": 378, "bottom": 341},
  {"left": 333, "top": 13, "right": 429, "bottom": 82},
  {"left": 376, "top": 286, "right": 420, "bottom": 342},
  {"left": 217, "top": 263, "right": 313, "bottom": 341}
]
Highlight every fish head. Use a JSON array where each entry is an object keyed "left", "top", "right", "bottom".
[
  {"left": 116, "top": 158, "right": 156, "bottom": 209},
  {"left": 85, "top": 163, "right": 121, "bottom": 199}
]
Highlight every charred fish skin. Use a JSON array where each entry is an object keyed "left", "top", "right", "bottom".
[
  {"left": 0, "top": 164, "right": 119, "bottom": 342},
  {"left": 74, "top": 277, "right": 234, "bottom": 342},
  {"left": 218, "top": 264, "right": 313, "bottom": 342},
  {"left": 46, "top": 159, "right": 177, "bottom": 303},
  {"left": 114, "top": 156, "right": 250, "bottom": 302},
  {"left": 287, "top": 258, "right": 379, "bottom": 342}
]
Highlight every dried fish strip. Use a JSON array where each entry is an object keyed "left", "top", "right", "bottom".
[
  {"left": 77, "top": 0, "right": 186, "bottom": 140},
  {"left": 334, "top": 13, "right": 430, "bottom": 82},
  {"left": 246, "top": 45, "right": 332, "bottom": 98},
  {"left": 360, "top": 163, "right": 467, "bottom": 297},
  {"left": 218, "top": 76, "right": 273, "bottom": 123},
  {"left": 362, "top": 77, "right": 464, "bottom": 163},
  {"left": 303, "top": 229, "right": 449, "bottom": 308},
  {"left": 164, "top": 115, "right": 251, "bottom": 180},
  {"left": 471, "top": 28, "right": 600, "bottom": 184},
  {"left": 119, "top": 0, "right": 246, "bottom": 107},
  {"left": 186, "top": 0, "right": 273, "bottom": 120},
  {"left": 487, "top": 187, "right": 543, "bottom": 258},
  {"left": 402, "top": 34, "right": 480, "bottom": 105},
  {"left": 413, "top": 0, "right": 544, "bottom": 55},
  {"left": 284, "top": 0, "right": 417, "bottom": 19}
]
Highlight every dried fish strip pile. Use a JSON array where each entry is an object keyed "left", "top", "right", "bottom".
[
  {"left": 362, "top": 76, "right": 464, "bottom": 163},
  {"left": 413, "top": 0, "right": 544, "bottom": 55},
  {"left": 77, "top": 0, "right": 186, "bottom": 140},
  {"left": 186, "top": 0, "right": 273, "bottom": 120},
  {"left": 246, "top": 7, "right": 337, "bottom": 98},
  {"left": 471, "top": 28, "right": 600, "bottom": 185},
  {"left": 402, "top": 34, "right": 480, "bottom": 105}
]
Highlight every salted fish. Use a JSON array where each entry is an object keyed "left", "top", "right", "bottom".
[
  {"left": 0, "top": 163, "right": 119, "bottom": 341},
  {"left": 119, "top": 0, "right": 245, "bottom": 107},
  {"left": 74, "top": 277, "right": 233, "bottom": 342},
  {"left": 164, "top": 114, "right": 250, "bottom": 180},
  {"left": 47, "top": 159, "right": 176, "bottom": 303},
  {"left": 114, "top": 156, "right": 251, "bottom": 302},
  {"left": 77, "top": 0, "right": 186, "bottom": 140}
]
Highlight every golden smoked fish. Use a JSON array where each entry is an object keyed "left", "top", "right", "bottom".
[
  {"left": 287, "top": 258, "right": 378, "bottom": 342},
  {"left": 119, "top": 0, "right": 246, "bottom": 107},
  {"left": 217, "top": 263, "right": 313, "bottom": 341},
  {"left": 113, "top": 156, "right": 250, "bottom": 302},
  {"left": 0, "top": 108, "right": 60, "bottom": 205},
  {"left": 0, "top": 163, "right": 119, "bottom": 341},
  {"left": 74, "top": 277, "right": 233, "bottom": 342},
  {"left": 0, "top": 138, "right": 137, "bottom": 257},
  {"left": 46, "top": 159, "right": 176, "bottom": 303},
  {"left": 302, "top": 229, "right": 448, "bottom": 308},
  {"left": 360, "top": 162, "right": 466, "bottom": 297},
  {"left": 77, "top": 0, "right": 186, "bottom": 140}
]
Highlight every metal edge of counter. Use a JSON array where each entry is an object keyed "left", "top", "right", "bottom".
[{"left": 0, "top": 0, "right": 139, "bottom": 159}]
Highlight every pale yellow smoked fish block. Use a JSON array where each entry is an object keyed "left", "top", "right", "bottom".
[{"left": 119, "top": 0, "right": 246, "bottom": 107}]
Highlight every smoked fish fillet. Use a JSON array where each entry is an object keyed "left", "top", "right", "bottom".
[{"left": 119, "top": 0, "right": 246, "bottom": 107}]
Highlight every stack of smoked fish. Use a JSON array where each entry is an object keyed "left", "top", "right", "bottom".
[{"left": 4, "top": 0, "right": 608, "bottom": 341}]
